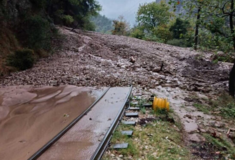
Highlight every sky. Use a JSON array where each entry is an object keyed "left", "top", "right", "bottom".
[{"left": 97, "top": 0, "right": 156, "bottom": 26}]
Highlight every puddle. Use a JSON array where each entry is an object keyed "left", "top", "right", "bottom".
[{"left": 0, "top": 85, "right": 106, "bottom": 160}]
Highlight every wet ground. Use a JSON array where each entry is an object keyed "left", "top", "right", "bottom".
[
  {"left": 38, "top": 87, "right": 131, "bottom": 160},
  {"left": 0, "top": 85, "right": 105, "bottom": 160},
  {"left": 0, "top": 27, "right": 234, "bottom": 159}
]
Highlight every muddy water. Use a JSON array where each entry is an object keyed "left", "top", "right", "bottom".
[{"left": 0, "top": 85, "right": 106, "bottom": 160}]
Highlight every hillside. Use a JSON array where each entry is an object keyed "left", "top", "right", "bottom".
[{"left": 1, "top": 27, "right": 235, "bottom": 159}]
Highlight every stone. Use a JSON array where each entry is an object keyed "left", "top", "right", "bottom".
[
  {"left": 130, "top": 57, "right": 136, "bottom": 63},
  {"left": 112, "top": 143, "right": 129, "bottom": 149}
]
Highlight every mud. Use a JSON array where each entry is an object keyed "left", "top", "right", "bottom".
[
  {"left": 38, "top": 87, "right": 130, "bottom": 160},
  {"left": 138, "top": 118, "right": 157, "bottom": 125},
  {"left": 0, "top": 85, "right": 105, "bottom": 160},
  {"left": 182, "top": 56, "right": 229, "bottom": 83},
  {"left": 191, "top": 142, "right": 224, "bottom": 160}
]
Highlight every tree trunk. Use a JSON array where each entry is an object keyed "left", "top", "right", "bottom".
[
  {"left": 229, "top": 62, "right": 235, "bottom": 97},
  {"left": 194, "top": 6, "right": 201, "bottom": 50},
  {"left": 229, "top": 0, "right": 235, "bottom": 97},
  {"left": 230, "top": 0, "right": 235, "bottom": 50}
]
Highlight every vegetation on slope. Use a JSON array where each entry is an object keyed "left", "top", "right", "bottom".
[{"left": 0, "top": 0, "right": 101, "bottom": 74}]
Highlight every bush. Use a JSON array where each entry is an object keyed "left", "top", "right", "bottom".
[
  {"left": 153, "top": 25, "right": 173, "bottom": 43},
  {"left": 7, "top": 49, "right": 36, "bottom": 70},
  {"left": 62, "top": 15, "right": 74, "bottom": 25},
  {"left": 170, "top": 18, "right": 190, "bottom": 39},
  {"left": 130, "top": 28, "right": 145, "bottom": 39},
  {"left": 21, "top": 15, "right": 51, "bottom": 50}
]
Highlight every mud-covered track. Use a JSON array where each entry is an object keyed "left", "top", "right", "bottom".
[
  {"left": 91, "top": 86, "right": 132, "bottom": 160},
  {"left": 36, "top": 87, "right": 132, "bottom": 160},
  {"left": 28, "top": 87, "right": 110, "bottom": 160}
]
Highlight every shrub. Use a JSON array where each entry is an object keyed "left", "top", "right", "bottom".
[
  {"left": 21, "top": 15, "right": 51, "bottom": 50},
  {"left": 62, "top": 15, "right": 74, "bottom": 25},
  {"left": 153, "top": 25, "right": 173, "bottom": 43},
  {"left": 170, "top": 18, "right": 190, "bottom": 39},
  {"left": 7, "top": 49, "right": 36, "bottom": 70},
  {"left": 130, "top": 28, "right": 145, "bottom": 39}
]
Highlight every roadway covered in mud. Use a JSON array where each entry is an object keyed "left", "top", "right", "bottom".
[{"left": 0, "top": 85, "right": 106, "bottom": 160}]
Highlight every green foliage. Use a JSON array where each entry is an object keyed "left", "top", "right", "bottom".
[
  {"left": 198, "top": 29, "right": 234, "bottom": 52},
  {"left": 21, "top": 15, "right": 51, "bottom": 50},
  {"left": 112, "top": 17, "right": 129, "bottom": 36},
  {"left": 168, "top": 0, "right": 235, "bottom": 53},
  {"left": 204, "top": 134, "right": 235, "bottom": 158},
  {"left": 208, "top": 93, "right": 235, "bottom": 119},
  {"left": 193, "top": 103, "right": 209, "bottom": 114},
  {"left": 220, "top": 102, "right": 235, "bottom": 119},
  {"left": 7, "top": 49, "right": 36, "bottom": 70},
  {"left": 46, "top": 0, "right": 101, "bottom": 28},
  {"left": 83, "top": 18, "right": 96, "bottom": 31},
  {"left": 130, "top": 27, "right": 145, "bottom": 39},
  {"left": 170, "top": 18, "right": 190, "bottom": 39},
  {"left": 153, "top": 24, "right": 173, "bottom": 43},
  {"left": 137, "top": 1, "right": 173, "bottom": 34},
  {"left": 62, "top": 15, "right": 74, "bottom": 25}
]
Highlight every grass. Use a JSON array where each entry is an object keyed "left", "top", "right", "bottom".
[
  {"left": 193, "top": 103, "right": 209, "bottom": 114},
  {"left": 102, "top": 99, "right": 191, "bottom": 160},
  {"left": 203, "top": 134, "right": 235, "bottom": 159},
  {"left": 103, "top": 119, "right": 190, "bottom": 160},
  {"left": 140, "top": 107, "right": 146, "bottom": 114},
  {"left": 193, "top": 93, "right": 235, "bottom": 120}
]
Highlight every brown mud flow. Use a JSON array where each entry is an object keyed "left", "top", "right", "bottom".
[
  {"left": 38, "top": 87, "right": 131, "bottom": 160},
  {"left": 0, "top": 85, "right": 106, "bottom": 160}
]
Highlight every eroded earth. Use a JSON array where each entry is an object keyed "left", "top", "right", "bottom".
[{"left": 0, "top": 27, "right": 234, "bottom": 159}]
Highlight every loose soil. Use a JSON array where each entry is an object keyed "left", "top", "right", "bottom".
[{"left": 0, "top": 26, "right": 234, "bottom": 159}]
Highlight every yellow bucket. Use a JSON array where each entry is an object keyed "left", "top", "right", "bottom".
[{"left": 152, "top": 97, "right": 170, "bottom": 111}]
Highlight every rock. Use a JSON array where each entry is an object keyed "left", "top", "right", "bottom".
[
  {"left": 184, "top": 114, "right": 192, "bottom": 119},
  {"left": 152, "top": 67, "right": 160, "bottom": 72},
  {"left": 130, "top": 56, "right": 136, "bottom": 63},
  {"left": 49, "top": 80, "right": 59, "bottom": 86},
  {"left": 215, "top": 122, "right": 225, "bottom": 128},
  {"left": 188, "top": 133, "right": 205, "bottom": 142}
]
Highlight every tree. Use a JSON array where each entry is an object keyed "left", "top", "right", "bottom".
[
  {"left": 136, "top": 1, "right": 173, "bottom": 34},
  {"left": 170, "top": 0, "right": 235, "bottom": 97},
  {"left": 46, "top": 0, "right": 101, "bottom": 29},
  {"left": 112, "top": 16, "right": 129, "bottom": 35},
  {"left": 170, "top": 18, "right": 190, "bottom": 39}
]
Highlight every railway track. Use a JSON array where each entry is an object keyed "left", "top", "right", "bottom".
[{"left": 32, "top": 86, "right": 132, "bottom": 160}]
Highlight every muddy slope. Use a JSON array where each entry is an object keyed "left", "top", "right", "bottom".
[
  {"left": 1, "top": 27, "right": 231, "bottom": 92},
  {"left": 0, "top": 27, "right": 233, "bottom": 159}
]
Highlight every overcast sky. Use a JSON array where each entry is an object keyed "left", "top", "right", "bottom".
[{"left": 97, "top": 0, "right": 155, "bottom": 26}]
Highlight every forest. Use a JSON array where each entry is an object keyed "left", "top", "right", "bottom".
[{"left": 0, "top": 0, "right": 101, "bottom": 74}]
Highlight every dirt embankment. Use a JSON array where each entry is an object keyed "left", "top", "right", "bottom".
[
  {"left": 1, "top": 27, "right": 231, "bottom": 91},
  {"left": 0, "top": 27, "right": 234, "bottom": 159}
]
